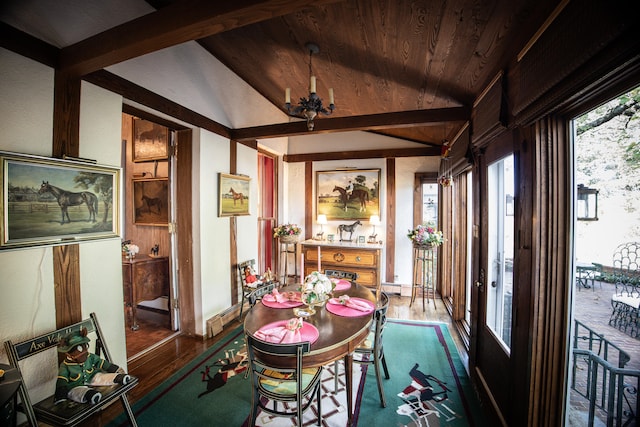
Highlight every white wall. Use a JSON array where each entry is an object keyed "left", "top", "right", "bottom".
[{"left": 0, "top": 49, "right": 126, "bottom": 405}]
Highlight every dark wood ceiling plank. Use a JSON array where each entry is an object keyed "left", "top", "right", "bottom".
[
  {"left": 59, "top": 0, "right": 345, "bottom": 76},
  {"left": 231, "top": 106, "right": 470, "bottom": 140}
]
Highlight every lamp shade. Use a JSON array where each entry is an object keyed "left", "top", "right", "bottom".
[
  {"left": 317, "top": 214, "right": 327, "bottom": 224},
  {"left": 369, "top": 215, "right": 380, "bottom": 225}
]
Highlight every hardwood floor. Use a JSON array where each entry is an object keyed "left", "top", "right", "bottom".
[{"left": 90, "top": 292, "right": 467, "bottom": 426}]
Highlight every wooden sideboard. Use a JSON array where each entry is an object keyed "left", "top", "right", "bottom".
[
  {"left": 301, "top": 240, "right": 382, "bottom": 292},
  {"left": 122, "top": 255, "right": 170, "bottom": 330}
]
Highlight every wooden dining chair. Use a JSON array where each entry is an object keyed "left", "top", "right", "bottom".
[
  {"left": 245, "top": 334, "right": 323, "bottom": 427},
  {"left": 333, "top": 291, "right": 390, "bottom": 407}
]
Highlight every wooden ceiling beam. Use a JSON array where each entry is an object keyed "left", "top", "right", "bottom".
[
  {"left": 230, "top": 106, "right": 470, "bottom": 141},
  {"left": 284, "top": 146, "right": 441, "bottom": 163},
  {"left": 59, "top": 0, "right": 343, "bottom": 76}
]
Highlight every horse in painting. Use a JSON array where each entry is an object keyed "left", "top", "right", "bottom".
[
  {"left": 332, "top": 185, "right": 369, "bottom": 212},
  {"left": 38, "top": 181, "right": 98, "bottom": 224},
  {"left": 229, "top": 187, "right": 244, "bottom": 206},
  {"left": 142, "top": 195, "right": 163, "bottom": 214}
]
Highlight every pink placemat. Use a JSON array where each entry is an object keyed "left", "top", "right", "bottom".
[
  {"left": 255, "top": 320, "right": 319, "bottom": 344},
  {"left": 331, "top": 279, "right": 352, "bottom": 291},
  {"left": 261, "top": 292, "right": 304, "bottom": 308},
  {"left": 326, "top": 297, "right": 375, "bottom": 317}
]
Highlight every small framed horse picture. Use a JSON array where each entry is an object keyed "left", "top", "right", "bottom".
[
  {"left": 132, "top": 119, "right": 169, "bottom": 163},
  {"left": 218, "top": 173, "right": 250, "bottom": 217},
  {"left": 132, "top": 178, "right": 169, "bottom": 225},
  {"left": 316, "top": 169, "right": 380, "bottom": 221},
  {"left": 0, "top": 151, "right": 120, "bottom": 249}
]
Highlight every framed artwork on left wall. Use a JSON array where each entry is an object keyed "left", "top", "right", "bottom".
[
  {"left": 0, "top": 151, "right": 120, "bottom": 249},
  {"left": 218, "top": 173, "right": 250, "bottom": 217}
]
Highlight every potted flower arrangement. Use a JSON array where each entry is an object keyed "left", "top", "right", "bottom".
[
  {"left": 122, "top": 241, "right": 140, "bottom": 259},
  {"left": 273, "top": 223, "right": 302, "bottom": 243},
  {"left": 407, "top": 223, "right": 444, "bottom": 248},
  {"left": 294, "top": 271, "right": 334, "bottom": 317}
]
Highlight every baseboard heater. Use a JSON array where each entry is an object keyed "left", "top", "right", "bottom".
[{"left": 206, "top": 305, "right": 239, "bottom": 338}]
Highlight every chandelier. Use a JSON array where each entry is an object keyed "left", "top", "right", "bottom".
[{"left": 285, "top": 43, "right": 335, "bottom": 131}]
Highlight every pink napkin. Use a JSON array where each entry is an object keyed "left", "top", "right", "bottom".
[
  {"left": 262, "top": 289, "right": 301, "bottom": 303},
  {"left": 254, "top": 318, "right": 303, "bottom": 343},
  {"left": 328, "top": 295, "right": 372, "bottom": 312}
]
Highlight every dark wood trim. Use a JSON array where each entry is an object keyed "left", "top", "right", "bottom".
[
  {"left": 230, "top": 141, "right": 239, "bottom": 306},
  {"left": 53, "top": 72, "right": 81, "bottom": 159},
  {"left": 52, "top": 70, "right": 82, "bottom": 329},
  {"left": 304, "top": 162, "right": 313, "bottom": 241},
  {"left": 232, "top": 107, "right": 470, "bottom": 141},
  {"left": 385, "top": 159, "right": 395, "bottom": 283},
  {"left": 0, "top": 22, "right": 59, "bottom": 68},
  {"left": 284, "top": 146, "right": 440, "bottom": 163},
  {"left": 53, "top": 245, "right": 82, "bottom": 327},
  {"left": 176, "top": 129, "right": 195, "bottom": 336},
  {"left": 84, "top": 70, "right": 232, "bottom": 139},
  {"left": 122, "top": 104, "right": 188, "bottom": 131},
  {"left": 59, "top": 0, "right": 343, "bottom": 76}
]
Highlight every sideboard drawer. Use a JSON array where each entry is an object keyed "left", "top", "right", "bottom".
[{"left": 305, "top": 248, "right": 377, "bottom": 268}]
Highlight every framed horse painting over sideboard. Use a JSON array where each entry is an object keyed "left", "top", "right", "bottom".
[
  {"left": 133, "top": 178, "right": 169, "bottom": 225},
  {"left": 218, "top": 173, "right": 250, "bottom": 217},
  {"left": 316, "top": 169, "right": 380, "bottom": 220},
  {"left": 0, "top": 151, "right": 120, "bottom": 249}
]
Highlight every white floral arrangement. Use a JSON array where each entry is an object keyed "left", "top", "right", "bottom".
[
  {"left": 301, "top": 271, "right": 334, "bottom": 304},
  {"left": 122, "top": 242, "right": 140, "bottom": 256}
]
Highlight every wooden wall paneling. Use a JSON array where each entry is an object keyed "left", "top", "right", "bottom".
[
  {"left": 385, "top": 158, "right": 395, "bottom": 283},
  {"left": 176, "top": 129, "right": 195, "bottom": 335},
  {"left": 121, "top": 114, "right": 171, "bottom": 258},
  {"left": 52, "top": 71, "right": 82, "bottom": 328}
]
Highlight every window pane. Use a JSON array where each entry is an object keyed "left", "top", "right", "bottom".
[
  {"left": 486, "top": 154, "right": 514, "bottom": 351},
  {"left": 422, "top": 183, "right": 438, "bottom": 224}
]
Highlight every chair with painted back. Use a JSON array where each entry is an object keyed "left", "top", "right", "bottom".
[
  {"left": 245, "top": 334, "right": 323, "bottom": 427},
  {"left": 238, "top": 259, "right": 270, "bottom": 319},
  {"left": 353, "top": 291, "right": 390, "bottom": 407},
  {"left": 324, "top": 269, "right": 358, "bottom": 283}
]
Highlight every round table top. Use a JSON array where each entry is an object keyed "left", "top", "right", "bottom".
[
  {"left": 0, "top": 363, "right": 21, "bottom": 405},
  {"left": 243, "top": 283, "right": 376, "bottom": 367}
]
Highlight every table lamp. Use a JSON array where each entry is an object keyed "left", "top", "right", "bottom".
[
  {"left": 369, "top": 215, "right": 380, "bottom": 242},
  {"left": 316, "top": 214, "right": 327, "bottom": 240}
]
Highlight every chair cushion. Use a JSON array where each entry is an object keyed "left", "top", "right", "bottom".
[{"left": 259, "top": 368, "right": 321, "bottom": 395}]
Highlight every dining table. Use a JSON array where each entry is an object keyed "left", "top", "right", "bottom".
[{"left": 243, "top": 281, "right": 377, "bottom": 426}]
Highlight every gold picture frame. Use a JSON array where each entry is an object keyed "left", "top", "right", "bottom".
[
  {"left": 0, "top": 151, "right": 120, "bottom": 249},
  {"left": 219, "top": 173, "right": 251, "bottom": 217},
  {"left": 132, "top": 119, "right": 169, "bottom": 162},
  {"left": 132, "top": 178, "right": 169, "bottom": 226},
  {"left": 316, "top": 169, "right": 381, "bottom": 220}
]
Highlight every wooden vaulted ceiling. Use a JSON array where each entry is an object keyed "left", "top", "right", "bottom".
[{"left": 4, "top": 0, "right": 561, "bottom": 147}]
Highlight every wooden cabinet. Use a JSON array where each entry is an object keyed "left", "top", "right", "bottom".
[
  {"left": 301, "top": 240, "right": 382, "bottom": 291},
  {"left": 122, "top": 255, "right": 170, "bottom": 330}
]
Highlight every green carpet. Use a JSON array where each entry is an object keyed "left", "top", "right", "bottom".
[{"left": 109, "top": 320, "right": 486, "bottom": 426}]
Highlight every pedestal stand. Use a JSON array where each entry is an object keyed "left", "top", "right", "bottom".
[
  {"left": 278, "top": 240, "right": 299, "bottom": 284},
  {"left": 411, "top": 245, "right": 436, "bottom": 311}
]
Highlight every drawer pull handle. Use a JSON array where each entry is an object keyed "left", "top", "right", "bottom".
[
  {"left": 333, "top": 253, "right": 345, "bottom": 262},
  {"left": 356, "top": 256, "right": 361, "bottom": 262}
]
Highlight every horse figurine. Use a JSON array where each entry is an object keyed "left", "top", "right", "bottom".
[
  {"left": 228, "top": 187, "right": 244, "bottom": 206},
  {"left": 332, "top": 185, "right": 369, "bottom": 212},
  {"left": 38, "top": 181, "right": 98, "bottom": 224},
  {"left": 337, "top": 220, "right": 361, "bottom": 241}
]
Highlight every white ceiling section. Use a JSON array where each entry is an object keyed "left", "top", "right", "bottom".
[{"left": 1, "top": 0, "right": 285, "bottom": 129}]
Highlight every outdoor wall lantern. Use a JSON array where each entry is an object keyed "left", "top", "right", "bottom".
[{"left": 577, "top": 184, "right": 599, "bottom": 221}]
